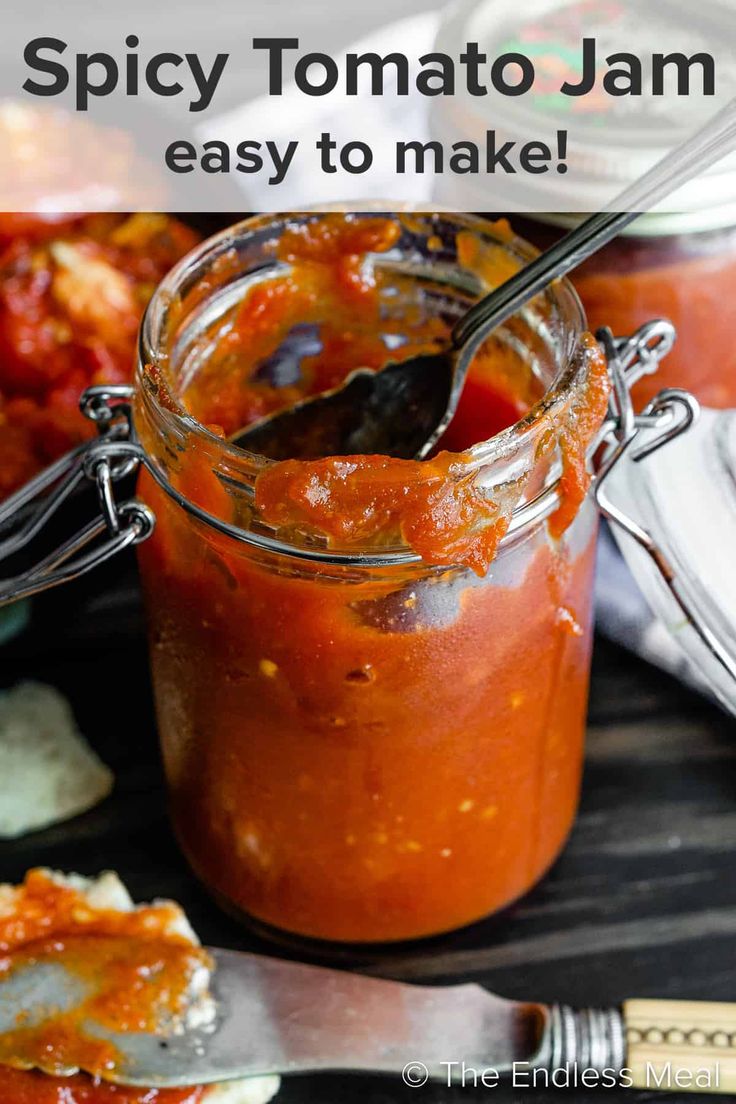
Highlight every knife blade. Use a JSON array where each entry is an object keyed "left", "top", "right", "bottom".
[{"left": 111, "top": 948, "right": 554, "bottom": 1086}]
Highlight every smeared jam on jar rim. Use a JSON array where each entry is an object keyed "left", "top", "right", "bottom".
[{"left": 162, "top": 213, "right": 610, "bottom": 575}]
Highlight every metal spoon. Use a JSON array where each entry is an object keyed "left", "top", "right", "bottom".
[{"left": 233, "top": 96, "right": 736, "bottom": 461}]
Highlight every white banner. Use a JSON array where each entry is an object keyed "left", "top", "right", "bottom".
[{"left": 1, "top": 0, "right": 735, "bottom": 213}]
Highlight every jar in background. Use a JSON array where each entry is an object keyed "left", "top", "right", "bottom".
[
  {"left": 133, "top": 212, "right": 606, "bottom": 944},
  {"left": 512, "top": 214, "right": 736, "bottom": 411}
]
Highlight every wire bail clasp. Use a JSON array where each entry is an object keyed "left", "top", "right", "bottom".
[
  {"left": 596, "top": 323, "right": 736, "bottom": 686},
  {"left": 0, "top": 386, "right": 154, "bottom": 607},
  {"left": 595, "top": 322, "right": 699, "bottom": 569}
]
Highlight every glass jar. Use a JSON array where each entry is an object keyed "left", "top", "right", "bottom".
[
  {"left": 0, "top": 213, "right": 693, "bottom": 946},
  {"left": 130, "top": 212, "right": 605, "bottom": 944},
  {"left": 512, "top": 215, "right": 736, "bottom": 412}
]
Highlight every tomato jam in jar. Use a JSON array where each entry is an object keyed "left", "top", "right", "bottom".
[{"left": 134, "top": 213, "right": 610, "bottom": 944}]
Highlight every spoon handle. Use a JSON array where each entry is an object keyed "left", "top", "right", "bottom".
[{"left": 453, "top": 96, "right": 736, "bottom": 350}]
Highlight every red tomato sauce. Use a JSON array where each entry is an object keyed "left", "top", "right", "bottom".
[{"left": 0, "top": 214, "right": 199, "bottom": 499}]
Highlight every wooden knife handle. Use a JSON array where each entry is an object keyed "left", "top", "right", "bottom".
[{"left": 624, "top": 999, "right": 736, "bottom": 1094}]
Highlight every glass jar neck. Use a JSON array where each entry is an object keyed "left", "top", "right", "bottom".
[{"left": 135, "top": 211, "right": 592, "bottom": 568}]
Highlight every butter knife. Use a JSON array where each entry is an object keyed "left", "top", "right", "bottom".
[{"left": 3, "top": 947, "right": 735, "bottom": 1092}]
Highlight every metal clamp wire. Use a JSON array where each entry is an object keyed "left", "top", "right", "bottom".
[
  {"left": 0, "top": 390, "right": 154, "bottom": 607},
  {"left": 2, "top": 505, "right": 154, "bottom": 605}
]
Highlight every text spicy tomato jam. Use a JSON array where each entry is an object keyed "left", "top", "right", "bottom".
[{"left": 134, "top": 212, "right": 609, "bottom": 943}]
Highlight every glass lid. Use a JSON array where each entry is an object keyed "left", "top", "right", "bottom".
[{"left": 432, "top": 0, "right": 736, "bottom": 223}]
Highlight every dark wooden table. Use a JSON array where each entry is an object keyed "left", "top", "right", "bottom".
[{"left": 1, "top": 560, "right": 735, "bottom": 1104}]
